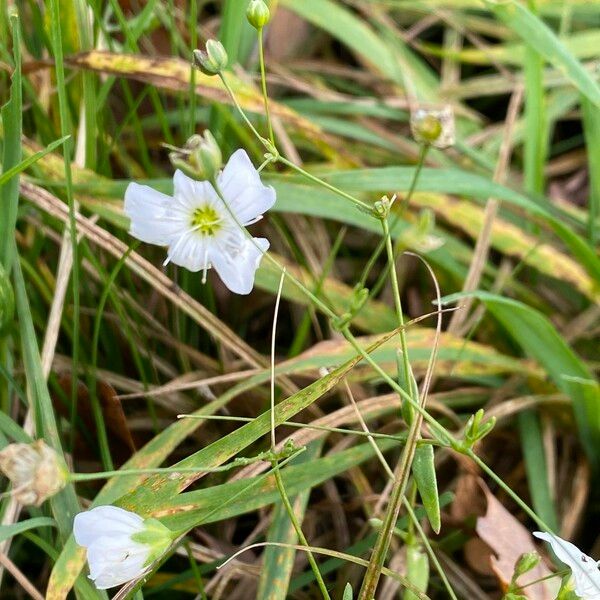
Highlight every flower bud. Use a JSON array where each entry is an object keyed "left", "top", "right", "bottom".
[
  {"left": 193, "top": 39, "right": 228, "bottom": 75},
  {"left": 0, "top": 262, "right": 15, "bottom": 335},
  {"left": 195, "top": 130, "right": 223, "bottom": 180},
  {"left": 513, "top": 551, "right": 540, "bottom": 579},
  {"left": 168, "top": 131, "right": 223, "bottom": 181},
  {"left": 247, "top": 0, "right": 270, "bottom": 29},
  {"left": 0, "top": 440, "right": 68, "bottom": 506},
  {"left": 410, "top": 106, "right": 455, "bottom": 149}
]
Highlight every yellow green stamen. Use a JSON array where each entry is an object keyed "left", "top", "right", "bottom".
[{"left": 191, "top": 205, "right": 221, "bottom": 236}]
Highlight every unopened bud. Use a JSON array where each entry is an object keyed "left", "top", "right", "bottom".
[
  {"left": 0, "top": 440, "right": 68, "bottom": 506},
  {"left": 513, "top": 551, "right": 540, "bottom": 579},
  {"left": 464, "top": 409, "right": 496, "bottom": 447},
  {"left": 247, "top": 0, "right": 270, "bottom": 29},
  {"left": 168, "top": 131, "right": 222, "bottom": 181},
  {"left": 193, "top": 39, "right": 228, "bottom": 75},
  {"left": 410, "top": 106, "right": 455, "bottom": 149}
]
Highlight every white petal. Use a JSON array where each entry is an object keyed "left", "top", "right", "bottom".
[
  {"left": 165, "top": 231, "right": 211, "bottom": 273},
  {"left": 217, "top": 150, "right": 276, "bottom": 224},
  {"left": 173, "top": 170, "right": 220, "bottom": 210},
  {"left": 86, "top": 538, "right": 149, "bottom": 589},
  {"left": 534, "top": 532, "right": 600, "bottom": 599},
  {"left": 74, "top": 506, "right": 144, "bottom": 547},
  {"left": 210, "top": 237, "right": 269, "bottom": 295},
  {"left": 124, "top": 182, "right": 188, "bottom": 246}
]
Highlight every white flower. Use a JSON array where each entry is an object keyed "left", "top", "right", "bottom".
[
  {"left": 124, "top": 149, "right": 275, "bottom": 295},
  {"left": 534, "top": 532, "right": 600, "bottom": 599},
  {"left": 74, "top": 506, "right": 173, "bottom": 590}
]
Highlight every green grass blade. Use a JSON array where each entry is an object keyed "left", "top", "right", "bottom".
[
  {"left": 0, "top": 517, "right": 56, "bottom": 542},
  {"left": 518, "top": 411, "right": 559, "bottom": 532},
  {"left": 523, "top": 34, "right": 547, "bottom": 195},
  {"left": 0, "top": 136, "right": 70, "bottom": 186},
  {"left": 0, "top": 10, "right": 22, "bottom": 270},
  {"left": 488, "top": 0, "right": 600, "bottom": 106},
  {"left": 581, "top": 97, "right": 600, "bottom": 243}
]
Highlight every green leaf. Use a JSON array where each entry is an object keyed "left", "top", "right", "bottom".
[
  {"left": 118, "top": 329, "right": 399, "bottom": 515},
  {"left": 412, "top": 445, "right": 441, "bottom": 534},
  {"left": 404, "top": 544, "right": 429, "bottom": 600},
  {"left": 160, "top": 439, "right": 397, "bottom": 532},
  {"left": 343, "top": 582, "right": 354, "bottom": 600}
]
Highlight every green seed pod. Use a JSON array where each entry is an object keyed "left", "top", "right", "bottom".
[
  {"left": 410, "top": 106, "right": 455, "bottom": 149},
  {"left": 247, "top": 0, "right": 271, "bottom": 29},
  {"left": 0, "top": 262, "right": 15, "bottom": 335}
]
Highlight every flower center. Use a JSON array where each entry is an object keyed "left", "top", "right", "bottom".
[{"left": 191, "top": 205, "right": 221, "bottom": 236}]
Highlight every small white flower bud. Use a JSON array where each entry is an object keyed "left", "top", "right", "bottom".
[
  {"left": 247, "top": 0, "right": 270, "bottom": 29},
  {"left": 74, "top": 506, "right": 175, "bottom": 589},
  {"left": 193, "top": 39, "right": 228, "bottom": 75},
  {"left": 0, "top": 440, "right": 68, "bottom": 506},
  {"left": 410, "top": 106, "right": 455, "bottom": 149}
]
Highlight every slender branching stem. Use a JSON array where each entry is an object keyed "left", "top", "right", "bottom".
[{"left": 257, "top": 27, "right": 275, "bottom": 146}]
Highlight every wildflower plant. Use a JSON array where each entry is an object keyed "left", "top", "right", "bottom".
[{"left": 1, "top": 1, "right": 599, "bottom": 600}]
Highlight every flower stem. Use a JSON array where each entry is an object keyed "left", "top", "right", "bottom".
[
  {"left": 218, "top": 73, "right": 268, "bottom": 149},
  {"left": 467, "top": 449, "right": 554, "bottom": 532},
  {"left": 277, "top": 156, "right": 372, "bottom": 212},
  {"left": 217, "top": 71, "right": 372, "bottom": 213},
  {"left": 257, "top": 27, "right": 275, "bottom": 146},
  {"left": 272, "top": 464, "right": 331, "bottom": 599},
  {"left": 403, "top": 498, "right": 459, "bottom": 600},
  {"left": 358, "top": 144, "right": 429, "bottom": 292}
]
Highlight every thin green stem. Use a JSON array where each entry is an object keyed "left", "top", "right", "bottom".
[
  {"left": 69, "top": 461, "right": 272, "bottom": 482},
  {"left": 391, "top": 144, "right": 429, "bottom": 254},
  {"left": 218, "top": 73, "right": 267, "bottom": 148},
  {"left": 216, "top": 71, "right": 371, "bottom": 213},
  {"left": 277, "top": 156, "right": 371, "bottom": 212},
  {"left": 179, "top": 414, "right": 411, "bottom": 444},
  {"left": 358, "top": 416, "right": 422, "bottom": 600},
  {"left": 188, "top": 0, "right": 198, "bottom": 140},
  {"left": 382, "top": 217, "right": 412, "bottom": 396},
  {"left": 467, "top": 450, "right": 553, "bottom": 532},
  {"left": 268, "top": 270, "right": 331, "bottom": 599},
  {"left": 272, "top": 465, "right": 332, "bottom": 599},
  {"left": 257, "top": 27, "right": 274, "bottom": 146},
  {"left": 403, "top": 498, "right": 459, "bottom": 600},
  {"left": 358, "top": 144, "right": 429, "bottom": 291}
]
